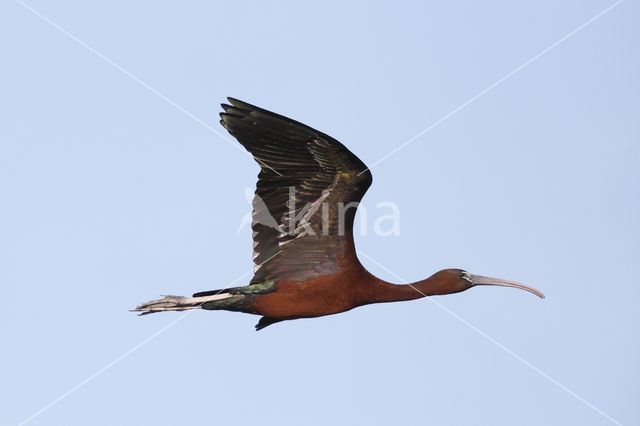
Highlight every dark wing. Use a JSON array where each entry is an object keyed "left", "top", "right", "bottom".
[{"left": 220, "top": 98, "right": 372, "bottom": 283}]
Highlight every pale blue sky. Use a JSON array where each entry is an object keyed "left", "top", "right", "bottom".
[{"left": 1, "top": 1, "right": 638, "bottom": 425}]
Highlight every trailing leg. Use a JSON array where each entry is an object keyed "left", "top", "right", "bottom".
[{"left": 132, "top": 293, "right": 232, "bottom": 315}]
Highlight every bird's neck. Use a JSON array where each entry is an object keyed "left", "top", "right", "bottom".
[{"left": 362, "top": 274, "right": 459, "bottom": 305}]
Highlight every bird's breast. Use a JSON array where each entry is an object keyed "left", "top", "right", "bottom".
[{"left": 250, "top": 274, "right": 362, "bottom": 319}]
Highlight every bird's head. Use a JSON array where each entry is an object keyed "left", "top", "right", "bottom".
[{"left": 435, "top": 269, "right": 545, "bottom": 298}]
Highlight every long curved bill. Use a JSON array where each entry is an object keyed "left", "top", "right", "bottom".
[{"left": 470, "top": 274, "right": 545, "bottom": 299}]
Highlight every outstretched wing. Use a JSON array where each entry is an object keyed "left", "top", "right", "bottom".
[{"left": 220, "top": 98, "right": 372, "bottom": 283}]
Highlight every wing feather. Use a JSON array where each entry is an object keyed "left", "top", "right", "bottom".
[{"left": 220, "top": 98, "right": 372, "bottom": 283}]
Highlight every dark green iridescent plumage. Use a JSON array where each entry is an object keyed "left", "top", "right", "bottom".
[
  {"left": 196, "top": 280, "right": 278, "bottom": 312},
  {"left": 228, "top": 280, "right": 278, "bottom": 295}
]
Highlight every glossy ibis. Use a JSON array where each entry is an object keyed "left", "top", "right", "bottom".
[{"left": 133, "top": 98, "right": 544, "bottom": 330}]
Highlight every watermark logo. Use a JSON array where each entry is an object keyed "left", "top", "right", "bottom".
[{"left": 235, "top": 187, "right": 400, "bottom": 237}]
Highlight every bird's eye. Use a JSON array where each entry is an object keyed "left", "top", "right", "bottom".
[{"left": 460, "top": 271, "right": 473, "bottom": 283}]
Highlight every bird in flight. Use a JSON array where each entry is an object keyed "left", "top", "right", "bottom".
[{"left": 133, "top": 98, "right": 544, "bottom": 330}]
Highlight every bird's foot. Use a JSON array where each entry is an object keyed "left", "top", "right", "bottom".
[{"left": 131, "top": 293, "right": 232, "bottom": 315}]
